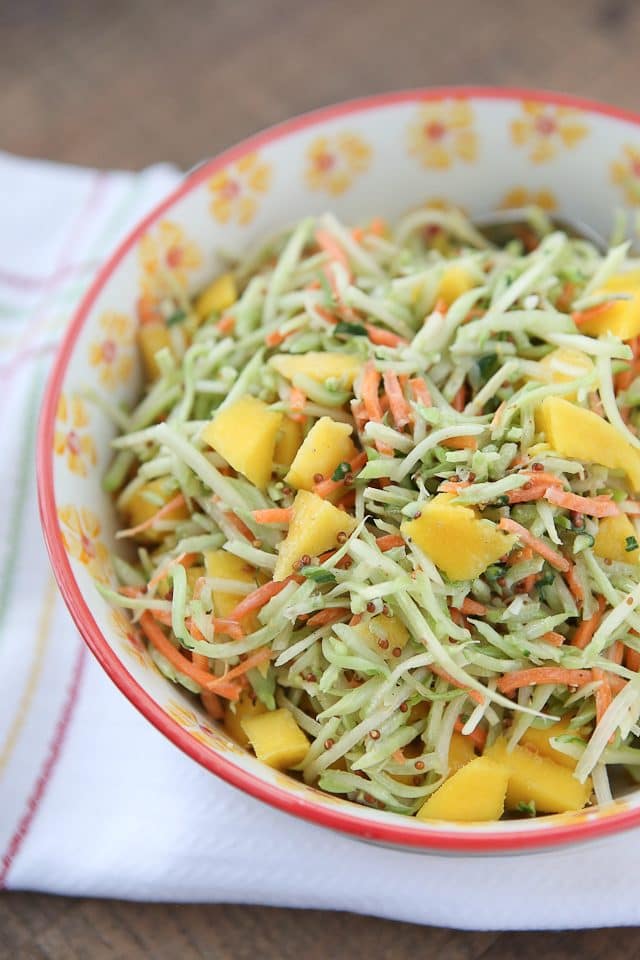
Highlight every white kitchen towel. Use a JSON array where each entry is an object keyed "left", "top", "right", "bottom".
[{"left": 1, "top": 150, "right": 638, "bottom": 931}]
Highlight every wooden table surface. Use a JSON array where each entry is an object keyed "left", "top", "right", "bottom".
[{"left": 2, "top": 0, "right": 640, "bottom": 955}]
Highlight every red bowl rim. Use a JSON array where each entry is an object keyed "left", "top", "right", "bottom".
[{"left": 37, "top": 85, "right": 640, "bottom": 854}]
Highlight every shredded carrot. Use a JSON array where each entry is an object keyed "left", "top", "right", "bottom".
[
  {"left": 564, "top": 562, "right": 584, "bottom": 605},
  {"left": 289, "top": 386, "right": 307, "bottom": 423},
  {"left": 200, "top": 690, "right": 223, "bottom": 720},
  {"left": 543, "top": 486, "right": 620, "bottom": 518},
  {"left": 556, "top": 281, "right": 575, "bottom": 313},
  {"left": 572, "top": 301, "right": 613, "bottom": 326},
  {"left": 497, "top": 667, "right": 593, "bottom": 696},
  {"left": 369, "top": 217, "right": 387, "bottom": 236},
  {"left": 375, "top": 534, "right": 405, "bottom": 552},
  {"left": 225, "top": 512, "right": 255, "bottom": 542},
  {"left": 366, "top": 325, "right": 409, "bottom": 348},
  {"left": 490, "top": 401, "right": 506, "bottom": 430},
  {"left": 265, "top": 329, "right": 286, "bottom": 347},
  {"left": 251, "top": 507, "right": 293, "bottom": 524},
  {"left": 441, "top": 436, "right": 478, "bottom": 451},
  {"left": 313, "top": 451, "right": 367, "bottom": 499},
  {"left": 228, "top": 577, "right": 295, "bottom": 621},
  {"left": 337, "top": 489, "right": 356, "bottom": 510},
  {"left": 136, "top": 294, "right": 163, "bottom": 325},
  {"left": 217, "top": 314, "right": 236, "bottom": 335},
  {"left": 571, "top": 596, "right": 606, "bottom": 649},
  {"left": 430, "top": 665, "right": 484, "bottom": 705},
  {"left": 139, "top": 612, "right": 240, "bottom": 700},
  {"left": 438, "top": 479, "right": 472, "bottom": 493},
  {"left": 361, "top": 361, "right": 383, "bottom": 422},
  {"left": 451, "top": 384, "right": 467, "bottom": 412},
  {"left": 498, "top": 517, "right": 570, "bottom": 572},
  {"left": 593, "top": 667, "right": 613, "bottom": 727},
  {"left": 351, "top": 226, "right": 364, "bottom": 243},
  {"left": 118, "top": 493, "right": 186, "bottom": 539},
  {"left": 458, "top": 598, "right": 487, "bottom": 617},
  {"left": 408, "top": 377, "right": 432, "bottom": 406},
  {"left": 208, "top": 647, "right": 273, "bottom": 690},
  {"left": 316, "top": 228, "right": 352, "bottom": 278},
  {"left": 315, "top": 305, "right": 339, "bottom": 325},
  {"left": 306, "top": 607, "right": 351, "bottom": 628},
  {"left": 609, "top": 640, "right": 624, "bottom": 665},
  {"left": 349, "top": 613, "right": 363, "bottom": 627},
  {"left": 541, "top": 631, "right": 565, "bottom": 647},
  {"left": 507, "top": 482, "right": 549, "bottom": 504},
  {"left": 382, "top": 370, "right": 411, "bottom": 428},
  {"left": 454, "top": 718, "right": 486, "bottom": 750},
  {"left": 212, "top": 618, "right": 245, "bottom": 640},
  {"left": 625, "top": 644, "right": 640, "bottom": 673},
  {"left": 147, "top": 551, "right": 193, "bottom": 591},
  {"left": 609, "top": 674, "right": 628, "bottom": 695}
]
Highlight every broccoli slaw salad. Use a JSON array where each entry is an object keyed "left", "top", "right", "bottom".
[{"left": 100, "top": 204, "right": 640, "bottom": 824}]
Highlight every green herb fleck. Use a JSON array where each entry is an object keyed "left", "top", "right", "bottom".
[
  {"left": 516, "top": 800, "right": 536, "bottom": 817},
  {"left": 167, "top": 310, "right": 187, "bottom": 326},
  {"left": 332, "top": 461, "right": 352, "bottom": 481},
  {"left": 626, "top": 536, "right": 639, "bottom": 552},
  {"left": 300, "top": 566, "right": 337, "bottom": 584},
  {"left": 335, "top": 321, "right": 367, "bottom": 337}
]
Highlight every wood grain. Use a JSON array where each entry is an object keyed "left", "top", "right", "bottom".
[{"left": 2, "top": 0, "right": 640, "bottom": 954}]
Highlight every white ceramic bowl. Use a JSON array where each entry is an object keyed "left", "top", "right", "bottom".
[{"left": 38, "top": 88, "right": 640, "bottom": 853}]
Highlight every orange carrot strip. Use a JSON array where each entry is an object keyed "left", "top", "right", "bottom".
[
  {"left": 541, "top": 631, "right": 565, "bottom": 647},
  {"left": 409, "top": 377, "right": 432, "bottom": 406},
  {"left": 544, "top": 486, "right": 620, "bottom": 518},
  {"left": 431, "top": 666, "right": 484, "bottom": 705},
  {"left": 496, "top": 667, "right": 593, "bottom": 696},
  {"left": 315, "top": 305, "right": 339, "bottom": 325},
  {"left": 564, "top": 562, "right": 584, "bottom": 605},
  {"left": 498, "top": 517, "right": 569, "bottom": 572},
  {"left": 265, "top": 329, "right": 286, "bottom": 347},
  {"left": 438, "top": 480, "right": 472, "bottom": 493},
  {"left": 625, "top": 644, "right": 640, "bottom": 673},
  {"left": 361, "top": 361, "right": 383, "bottom": 422},
  {"left": 452, "top": 384, "right": 467, "bottom": 412},
  {"left": 289, "top": 386, "right": 307, "bottom": 423},
  {"left": 147, "top": 551, "right": 192, "bottom": 591},
  {"left": 458, "top": 598, "right": 487, "bottom": 617},
  {"left": 593, "top": 667, "right": 613, "bottom": 727},
  {"left": 366, "top": 325, "right": 409, "bottom": 348},
  {"left": 382, "top": 370, "right": 411, "bottom": 428},
  {"left": 441, "top": 436, "right": 478, "bottom": 451},
  {"left": 609, "top": 674, "right": 628, "bottom": 695},
  {"left": 572, "top": 301, "right": 613, "bottom": 326},
  {"left": 200, "top": 690, "right": 224, "bottom": 720},
  {"left": 351, "top": 226, "right": 364, "bottom": 243},
  {"left": 369, "top": 217, "right": 387, "bottom": 236},
  {"left": 225, "top": 512, "right": 255, "bottom": 542},
  {"left": 118, "top": 493, "right": 186, "bottom": 539},
  {"left": 212, "top": 618, "right": 245, "bottom": 640},
  {"left": 208, "top": 647, "right": 273, "bottom": 690},
  {"left": 572, "top": 596, "right": 606, "bottom": 650},
  {"left": 306, "top": 607, "right": 350, "bottom": 628},
  {"left": 454, "top": 718, "right": 486, "bottom": 750},
  {"left": 507, "top": 483, "right": 549, "bottom": 504},
  {"left": 251, "top": 508, "right": 293, "bottom": 524},
  {"left": 217, "top": 315, "right": 236, "bottom": 335},
  {"left": 349, "top": 613, "right": 363, "bottom": 627},
  {"left": 313, "top": 451, "right": 367, "bottom": 499},
  {"left": 139, "top": 612, "right": 240, "bottom": 700},
  {"left": 316, "top": 228, "right": 352, "bottom": 278},
  {"left": 375, "top": 534, "right": 405, "bottom": 552},
  {"left": 609, "top": 640, "right": 624, "bottom": 665},
  {"left": 228, "top": 577, "right": 295, "bottom": 622}
]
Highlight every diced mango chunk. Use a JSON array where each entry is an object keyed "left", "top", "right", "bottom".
[
  {"left": 520, "top": 718, "right": 582, "bottom": 771},
  {"left": 448, "top": 732, "right": 476, "bottom": 773},
  {"left": 241, "top": 708, "right": 310, "bottom": 770},
  {"left": 416, "top": 756, "right": 509, "bottom": 822},
  {"left": 270, "top": 352, "right": 362, "bottom": 388},
  {"left": 137, "top": 323, "right": 174, "bottom": 381},
  {"left": 274, "top": 490, "right": 357, "bottom": 580},
  {"left": 353, "top": 614, "right": 409, "bottom": 660},
  {"left": 400, "top": 494, "right": 516, "bottom": 581},
  {"left": 273, "top": 417, "right": 304, "bottom": 470},
  {"left": 285, "top": 416, "right": 356, "bottom": 491},
  {"left": 485, "top": 737, "right": 591, "bottom": 814},
  {"left": 594, "top": 513, "right": 640, "bottom": 564},
  {"left": 578, "top": 270, "right": 640, "bottom": 340},
  {"left": 195, "top": 273, "right": 237, "bottom": 319},
  {"left": 537, "top": 395, "right": 640, "bottom": 491},
  {"left": 204, "top": 549, "right": 259, "bottom": 619},
  {"left": 538, "top": 346, "right": 593, "bottom": 384},
  {"left": 202, "top": 395, "right": 283, "bottom": 490},
  {"left": 121, "top": 478, "right": 188, "bottom": 543},
  {"left": 224, "top": 690, "right": 267, "bottom": 748},
  {"left": 437, "top": 267, "right": 476, "bottom": 307}
]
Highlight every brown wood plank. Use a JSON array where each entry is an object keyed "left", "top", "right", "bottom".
[{"left": 2, "top": 0, "right": 640, "bottom": 955}]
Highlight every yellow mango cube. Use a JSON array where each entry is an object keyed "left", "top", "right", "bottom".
[
  {"left": 195, "top": 273, "right": 237, "bottom": 319},
  {"left": 121, "top": 478, "right": 188, "bottom": 543},
  {"left": 241, "top": 708, "right": 310, "bottom": 770},
  {"left": 485, "top": 737, "right": 591, "bottom": 813},
  {"left": 400, "top": 494, "right": 516, "bottom": 581},
  {"left": 437, "top": 266, "right": 476, "bottom": 307},
  {"left": 270, "top": 351, "right": 362, "bottom": 388},
  {"left": 594, "top": 513, "right": 640, "bottom": 564},
  {"left": 537, "top": 396, "right": 640, "bottom": 491},
  {"left": 204, "top": 549, "right": 259, "bottom": 619},
  {"left": 224, "top": 690, "right": 267, "bottom": 748},
  {"left": 202, "top": 395, "right": 283, "bottom": 490},
  {"left": 274, "top": 490, "right": 357, "bottom": 580},
  {"left": 520, "top": 718, "right": 581, "bottom": 771},
  {"left": 578, "top": 270, "right": 640, "bottom": 340},
  {"left": 137, "top": 323, "right": 174, "bottom": 381},
  {"left": 273, "top": 417, "right": 304, "bottom": 470},
  {"left": 353, "top": 614, "right": 409, "bottom": 659},
  {"left": 284, "top": 417, "right": 356, "bottom": 491},
  {"left": 416, "top": 756, "right": 509, "bottom": 822},
  {"left": 448, "top": 731, "right": 476, "bottom": 773}
]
